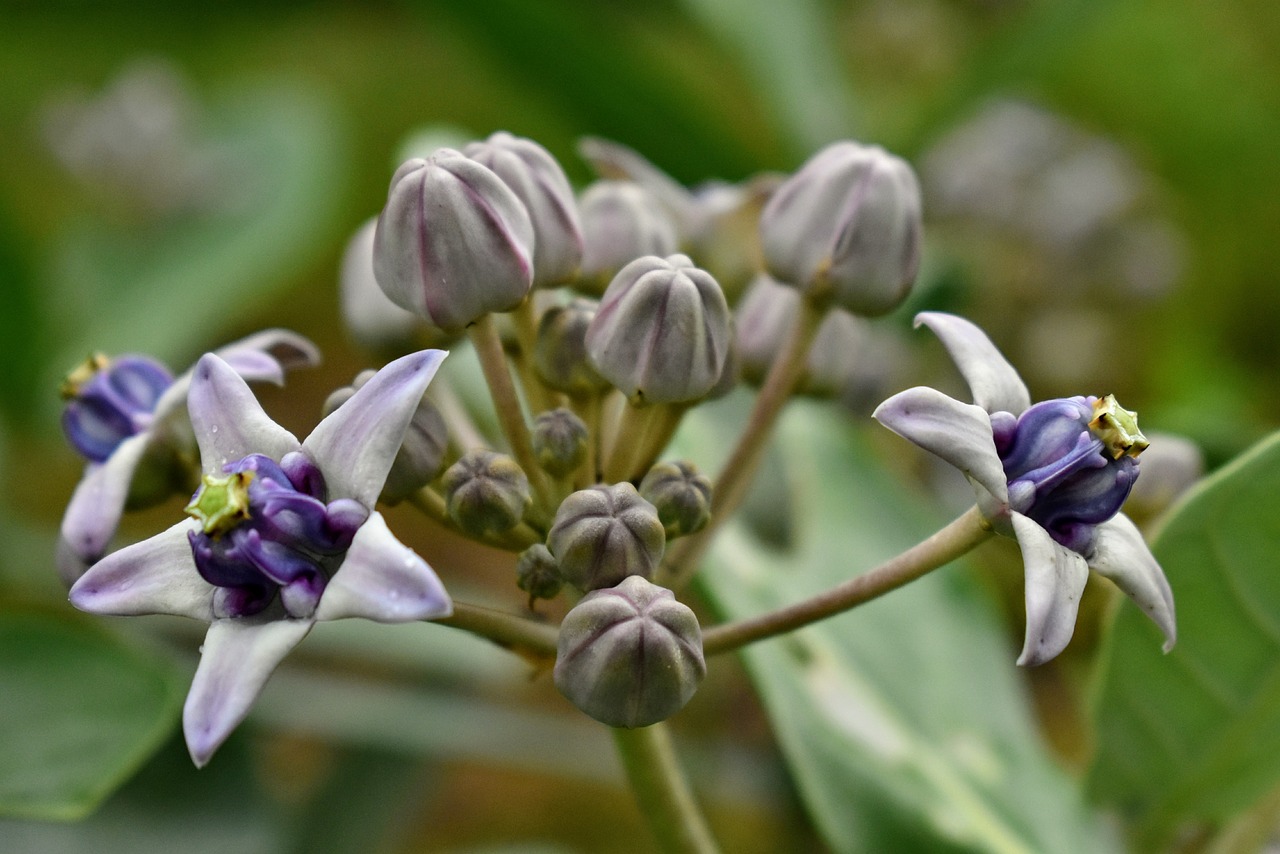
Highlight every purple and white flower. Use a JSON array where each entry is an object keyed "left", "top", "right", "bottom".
[
  {"left": 69, "top": 348, "right": 452, "bottom": 766},
  {"left": 873, "top": 312, "right": 1175, "bottom": 666},
  {"left": 59, "top": 330, "right": 320, "bottom": 584}
]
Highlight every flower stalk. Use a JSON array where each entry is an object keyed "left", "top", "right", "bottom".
[{"left": 612, "top": 723, "right": 721, "bottom": 854}]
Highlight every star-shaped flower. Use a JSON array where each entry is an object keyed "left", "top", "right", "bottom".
[
  {"left": 59, "top": 330, "right": 321, "bottom": 584},
  {"left": 873, "top": 312, "right": 1175, "bottom": 665},
  {"left": 69, "top": 348, "right": 452, "bottom": 766}
]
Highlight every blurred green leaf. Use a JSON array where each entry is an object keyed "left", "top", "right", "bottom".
[
  {"left": 0, "top": 609, "right": 183, "bottom": 820},
  {"left": 693, "top": 404, "right": 1115, "bottom": 853},
  {"left": 1088, "top": 430, "right": 1280, "bottom": 847}
]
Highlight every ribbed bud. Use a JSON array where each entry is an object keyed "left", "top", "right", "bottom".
[
  {"left": 585, "top": 254, "right": 731, "bottom": 404},
  {"left": 516, "top": 543, "right": 563, "bottom": 603},
  {"left": 464, "top": 131, "right": 583, "bottom": 287},
  {"left": 532, "top": 408, "right": 589, "bottom": 478},
  {"left": 441, "top": 450, "right": 531, "bottom": 538},
  {"left": 534, "top": 299, "right": 611, "bottom": 396},
  {"left": 639, "top": 461, "right": 712, "bottom": 539},
  {"left": 554, "top": 575, "right": 705, "bottom": 728},
  {"left": 577, "top": 181, "right": 678, "bottom": 293},
  {"left": 760, "top": 141, "right": 922, "bottom": 316},
  {"left": 373, "top": 149, "right": 535, "bottom": 332},
  {"left": 548, "top": 483, "right": 665, "bottom": 591}
]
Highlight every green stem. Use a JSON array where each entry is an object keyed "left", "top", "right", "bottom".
[
  {"left": 701, "top": 506, "right": 992, "bottom": 655},
  {"left": 433, "top": 601, "right": 558, "bottom": 660},
  {"left": 612, "top": 723, "right": 721, "bottom": 854},
  {"left": 604, "top": 400, "right": 661, "bottom": 484},
  {"left": 511, "top": 296, "right": 556, "bottom": 416}
]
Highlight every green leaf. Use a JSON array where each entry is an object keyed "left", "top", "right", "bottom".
[
  {"left": 693, "top": 402, "right": 1115, "bottom": 853},
  {"left": 0, "top": 609, "right": 184, "bottom": 820},
  {"left": 1087, "top": 430, "right": 1280, "bottom": 845}
]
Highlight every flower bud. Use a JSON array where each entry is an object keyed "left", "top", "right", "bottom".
[
  {"left": 441, "top": 450, "right": 531, "bottom": 538},
  {"left": 516, "top": 543, "right": 563, "bottom": 603},
  {"left": 760, "top": 141, "right": 922, "bottom": 316},
  {"left": 554, "top": 575, "right": 705, "bottom": 728},
  {"left": 585, "top": 254, "right": 731, "bottom": 405},
  {"left": 548, "top": 483, "right": 665, "bottom": 591},
  {"left": 373, "top": 149, "right": 534, "bottom": 332},
  {"left": 639, "top": 461, "right": 712, "bottom": 539},
  {"left": 684, "top": 174, "right": 782, "bottom": 305},
  {"left": 577, "top": 180, "right": 678, "bottom": 292},
  {"left": 464, "top": 131, "right": 583, "bottom": 287},
  {"left": 339, "top": 217, "right": 428, "bottom": 350},
  {"left": 532, "top": 408, "right": 589, "bottom": 478},
  {"left": 533, "top": 299, "right": 611, "bottom": 396}
]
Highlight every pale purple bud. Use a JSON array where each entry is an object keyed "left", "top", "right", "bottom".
[
  {"left": 547, "top": 483, "right": 665, "bottom": 592},
  {"left": 577, "top": 180, "right": 678, "bottom": 293}
]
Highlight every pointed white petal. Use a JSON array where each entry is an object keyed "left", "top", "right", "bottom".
[
  {"left": 1089, "top": 514, "right": 1176, "bottom": 652},
  {"left": 188, "top": 354, "right": 300, "bottom": 474},
  {"left": 915, "top": 312, "right": 1031, "bottom": 415},
  {"left": 68, "top": 520, "right": 216, "bottom": 620},
  {"left": 873, "top": 386, "right": 1009, "bottom": 504},
  {"left": 214, "top": 329, "right": 322, "bottom": 385},
  {"left": 314, "top": 511, "right": 452, "bottom": 623},
  {"left": 59, "top": 433, "right": 151, "bottom": 572},
  {"left": 1012, "top": 513, "right": 1090, "bottom": 666},
  {"left": 303, "top": 350, "right": 447, "bottom": 507},
  {"left": 183, "top": 617, "right": 313, "bottom": 767}
]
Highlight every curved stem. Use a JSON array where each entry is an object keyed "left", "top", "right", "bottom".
[
  {"left": 701, "top": 506, "right": 992, "bottom": 656},
  {"left": 432, "top": 601, "right": 559, "bottom": 660},
  {"left": 612, "top": 723, "right": 721, "bottom": 854}
]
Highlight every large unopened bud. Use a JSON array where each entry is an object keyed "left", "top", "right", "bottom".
[
  {"left": 548, "top": 483, "right": 665, "bottom": 591},
  {"left": 464, "top": 132, "right": 583, "bottom": 287},
  {"left": 441, "top": 450, "right": 531, "bottom": 538},
  {"left": 585, "top": 254, "right": 731, "bottom": 404},
  {"left": 577, "top": 181, "right": 678, "bottom": 292},
  {"left": 760, "top": 141, "right": 922, "bottom": 316},
  {"left": 373, "top": 149, "right": 535, "bottom": 332},
  {"left": 554, "top": 575, "right": 705, "bottom": 728}
]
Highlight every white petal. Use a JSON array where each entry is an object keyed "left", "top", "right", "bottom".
[
  {"left": 1012, "top": 513, "right": 1090, "bottom": 666},
  {"left": 303, "top": 350, "right": 446, "bottom": 507},
  {"left": 59, "top": 432, "right": 151, "bottom": 573},
  {"left": 873, "top": 386, "right": 1009, "bottom": 504},
  {"left": 68, "top": 520, "right": 216, "bottom": 621},
  {"left": 915, "top": 312, "right": 1031, "bottom": 415},
  {"left": 183, "top": 617, "right": 313, "bottom": 767},
  {"left": 214, "top": 329, "right": 322, "bottom": 385},
  {"left": 188, "top": 354, "right": 300, "bottom": 474},
  {"left": 1089, "top": 514, "right": 1176, "bottom": 652},
  {"left": 314, "top": 511, "right": 452, "bottom": 623}
]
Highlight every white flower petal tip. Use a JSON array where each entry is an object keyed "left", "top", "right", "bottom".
[
  {"left": 873, "top": 386, "right": 1010, "bottom": 504},
  {"left": 1012, "top": 514, "right": 1090, "bottom": 667},
  {"left": 314, "top": 512, "right": 452, "bottom": 623},
  {"left": 68, "top": 521, "right": 215, "bottom": 620},
  {"left": 183, "top": 618, "right": 314, "bottom": 768},
  {"left": 217, "top": 329, "right": 322, "bottom": 381},
  {"left": 1090, "top": 515, "right": 1177, "bottom": 653},
  {"left": 914, "top": 312, "right": 1031, "bottom": 416},
  {"left": 189, "top": 354, "right": 301, "bottom": 473}
]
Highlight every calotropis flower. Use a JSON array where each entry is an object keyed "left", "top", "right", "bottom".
[
  {"left": 873, "top": 312, "right": 1175, "bottom": 666},
  {"left": 69, "top": 349, "right": 452, "bottom": 766},
  {"left": 58, "top": 330, "right": 320, "bottom": 584}
]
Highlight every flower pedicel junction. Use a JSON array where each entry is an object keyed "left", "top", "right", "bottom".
[{"left": 59, "top": 131, "right": 1175, "bottom": 851}]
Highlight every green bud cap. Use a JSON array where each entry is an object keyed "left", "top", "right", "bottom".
[
  {"left": 533, "top": 299, "right": 611, "bottom": 396},
  {"left": 585, "top": 254, "right": 731, "bottom": 405},
  {"left": 441, "top": 450, "right": 531, "bottom": 538},
  {"left": 185, "top": 471, "right": 254, "bottom": 537},
  {"left": 532, "top": 408, "right": 589, "bottom": 478},
  {"left": 516, "top": 543, "right": 563, "bottom": 603},
  {"left": 577, "top": 180, "right": 678, "bottom": 293},
  {"left": 548, "top": 483, "right": 665, "bottom": 591},
  {"left": 554, "top": 575, "right": 706, "bottom": 728},
  {"left": 639, "top": 460, "right": 712, "bottom": 539},
  {"left": 1090, "top": 394, "right": 1149, "bottom": 459}
]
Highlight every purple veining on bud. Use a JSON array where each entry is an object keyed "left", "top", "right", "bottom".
[{"left": 61, "top": 354, "right": 174, "bottom": 463}]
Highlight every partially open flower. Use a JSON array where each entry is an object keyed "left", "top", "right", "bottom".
[{"left": 548, "top": 483, "right": 665, "bottom": 591}]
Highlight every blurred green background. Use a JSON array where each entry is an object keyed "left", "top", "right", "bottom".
[{"left": 1, "top": 0, "right": 1277, "bottom": 851}]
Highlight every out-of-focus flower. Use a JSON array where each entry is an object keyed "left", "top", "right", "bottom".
[
  {"left": 58, "top": 330, "right": 319, "bottom": 584},
  {"left": 340, "top": 217, "right": 444, "bottom": 351},
  {"left": 873, "top": 312, "right": 1175, "bottom": 665},
  {"left": 576, "top": 181, "right": 678, "bottom": 291},
  {"left": 69, "top": 350, "right": 451, "bottom": 766}
]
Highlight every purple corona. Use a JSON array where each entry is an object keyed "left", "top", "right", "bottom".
[{"left": 61, "top": 354, "right": 174, "bottom": 463}]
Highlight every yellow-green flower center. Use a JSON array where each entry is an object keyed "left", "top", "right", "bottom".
[
  {"left": 1089, "top": 394, "right": 1149, "bottom": 460},
  {"left": 185, "top": 471, "right": 255, "bottom": 536}
]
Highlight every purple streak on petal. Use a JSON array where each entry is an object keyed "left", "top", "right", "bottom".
[
  {"left": 188, "top": 354, "right": 300, "bottom": 475},
  {"left": 314, "top": 511, "right": 451, "bottom": 623},
  {"left": 303, "top": 350, "right": 447, "bottom": 507},
  {"left": 1012, "top": 513, "right": 1090, "bottom": 666},
  {"left": 60, "top": 432, "right": 151, "bottom": 571},
  {"left": 280, "top": 451, "right": 325, "bottom": 498},
  {"left": 183, "top": 617, "right": 314, "bottom": 767},
  {"left": 280, "top": 574, "right": 326, "bottom": 619},
  {"left": 873, "top": 386, "right": 1009, "bottom": 504},
  {"left": 914, "top": 312, "right": 1031, "bottom": 416},
  {"left": 1089, "top": 514, "right": 1176, "bottom": 652},
  {"left": 69, "top": 520, "right": 216, "bottom": 620}
]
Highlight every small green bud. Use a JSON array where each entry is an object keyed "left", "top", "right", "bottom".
[
  {"left": 548, "top": 483, "right": 665, "bottom": 591},
  {"left": 639, "top": 461, "right": 712, "bottom": 539},
  {"left": 533, "top": 299, "right": 611, "bottom": 396},
  {"left": 516, "top": 543, "right": 563, "bottom": 603},
  {"left": 441, "top": 450, "right": 531, "bottom": 538},
  {"left": 577, "top": 180, "right": 678, "bottom": 293},
  {"left": 532, "top": 408, "right": 589, "bottom": 478},
  {"left": 554, "top": 575, "right": 706, "bottom": 728}
]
